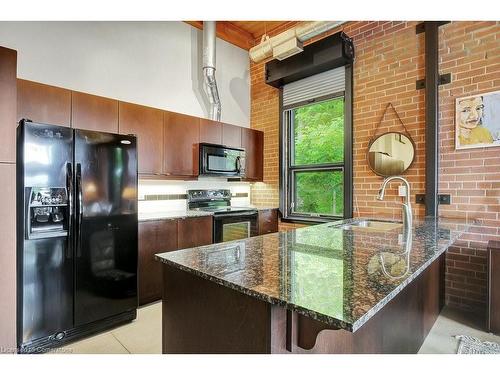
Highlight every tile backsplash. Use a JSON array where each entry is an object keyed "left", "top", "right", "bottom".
[{"left": 138, "top": 177, "right": 251, "bottom": 213}]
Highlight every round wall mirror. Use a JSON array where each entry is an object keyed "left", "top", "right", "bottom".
[{"left": 367, "top": 132, "right": 415, "bottom": 177}]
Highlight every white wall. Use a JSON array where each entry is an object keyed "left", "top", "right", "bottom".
[{"left": 0, "top": 21, "right": 250, "bottom": 126}]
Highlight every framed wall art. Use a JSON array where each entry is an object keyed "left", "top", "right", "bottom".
[{"left": 456, "top": 90, "right": 500, "bottom": 150}]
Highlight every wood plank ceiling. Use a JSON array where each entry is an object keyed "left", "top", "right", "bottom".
[{"left": 185, "top": 21, "right": 293, "bottom": 50}]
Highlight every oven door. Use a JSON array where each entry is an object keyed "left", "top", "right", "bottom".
[
  {"left": 200, "top": 144, "right": 246, "bottom": 177},
  {"left": 213, "top": 212, "right": 258, "bottom": 243}
]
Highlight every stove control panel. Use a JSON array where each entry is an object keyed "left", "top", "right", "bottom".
[{"left": 187, "top": 189, "right": 232, "bottom": 202}]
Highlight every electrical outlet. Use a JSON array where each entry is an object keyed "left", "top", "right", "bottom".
[
  {"left": 416, "top": 194, "right": 425, "bottom": 204},
  {"left": 438, "top": 194, "right": 451, "bottom": 205}
]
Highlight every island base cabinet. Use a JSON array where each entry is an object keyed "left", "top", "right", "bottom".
[
  {"left": 162, "top": 265, "right": 273, "bottom": 354},
  {"left": 161, "top": 254, "right": 444, "bottom": 354}
]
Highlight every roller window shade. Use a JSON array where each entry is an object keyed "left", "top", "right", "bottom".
[{"left": 282, "top": 66, "right": 345, "bottom": 108}]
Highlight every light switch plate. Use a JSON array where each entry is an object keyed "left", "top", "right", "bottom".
[{"left": 398, "top": 185, "right": 407, "bottom": 197}]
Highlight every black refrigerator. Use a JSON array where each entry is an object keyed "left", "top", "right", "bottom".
[{"left": 16, "top": 119, "right": 138, "bottom": 353}]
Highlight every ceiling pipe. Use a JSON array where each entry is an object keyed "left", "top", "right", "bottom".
[
  {"left": 202, "top": 21, "right": 221, "bottom": 121},
  {"left": 249, "top": 21, "right": 346, "bottom": 63}
]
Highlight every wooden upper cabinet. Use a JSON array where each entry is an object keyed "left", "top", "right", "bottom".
[
  {"left": 0, "top": 46, "right": 17, "bottom": 163},
  {"left": 199, "top": 118, "right": 222, "bottom": 145},
  {"left": 17, "top": 80, "right": 71, "bottom": 127},
  {"left": 242, "top": 128, "right": 264, "bottom": 181},
  {"left": 71, "top": 91, "right": 118, "bottom": 133},
  {"left": 222, "top": 123, "right": 242, "bottom": 148},
  {"left": 119, "top": 102, "right": 163, "bottom": 175},
  {"left": 163, "top": 111, "right": 200, "bottom": 177}
]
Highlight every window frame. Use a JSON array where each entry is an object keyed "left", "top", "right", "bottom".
[
  {"left": 279, "top": 65, "right": 353, "bottom": 224},
  {"left": 290, "top": 166, "right": 345, "bottom": 219}
]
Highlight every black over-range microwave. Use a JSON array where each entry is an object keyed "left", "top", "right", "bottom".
[{"left": 199, "top": 143, "right": 246, "bottom": 177}]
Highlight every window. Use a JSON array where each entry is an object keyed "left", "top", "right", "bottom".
[{"left": 280, "top": 67, "right": 352, "bottom": 222}]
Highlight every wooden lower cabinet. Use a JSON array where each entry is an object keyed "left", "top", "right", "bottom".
[
  {"left": 258, "top": 209, "right": 279, "bottom": 235},
  {"left": 178, "top": 216, "right": 213, "bottom": 249},
  {"left": 138, "top": 215, "right": 213, "bottom": 305},
  {"left": 138, "top": 219, "right": 178, "bottom": 305}
]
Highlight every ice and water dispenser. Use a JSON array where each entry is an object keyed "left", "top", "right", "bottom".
[{"left": 26, "top": 187, "right": 69, "bottom": 239}]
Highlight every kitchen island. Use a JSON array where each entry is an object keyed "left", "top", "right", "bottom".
[{"left": 156, "top": 217, "right": 471, "bottom": 354}]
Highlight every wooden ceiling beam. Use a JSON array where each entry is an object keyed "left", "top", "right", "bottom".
[{"left": 185, "top": 21, "right": 255, "bottom": 50}]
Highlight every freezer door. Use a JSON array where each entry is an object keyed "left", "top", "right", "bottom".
[
  {"left": 73, "top": 130, "right": 138, "bottom": 326},
  {"left": 18, "top": 121, "right": 74, "bottom": 347}
]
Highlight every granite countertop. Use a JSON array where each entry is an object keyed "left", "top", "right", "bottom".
[
  {"left": 139, "top": 206, "right": 277, "bottom": 221},
  {"left": 156, "top": 217, "right": 472, "bottom": 332},
  {"left": 138, "top": 210, "right": 213, "bottom": 221}
]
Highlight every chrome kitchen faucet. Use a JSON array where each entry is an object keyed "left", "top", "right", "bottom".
[{"left": 377, "top": 176, "right": 413, "bottom": 230}]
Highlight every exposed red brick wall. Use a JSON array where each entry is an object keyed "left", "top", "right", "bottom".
[
  {"left": 348, "top": 21, "right": 426, "bottom": 219},
  {"left": 438, "top": 21, "right": 500, "bottom": 313},
  {"left": 250, "top": 21, "right": 427, "bottom": 228},
  {"left": 250, "top": 20, "right": 500, "bottom": 313}
]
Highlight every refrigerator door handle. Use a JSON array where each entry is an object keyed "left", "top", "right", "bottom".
[
  {"left": 66, "top": 162, "right": 73, "bottom": 258},
  {"left": 76, "top": 163, "right": 83, "bottom": 258}
]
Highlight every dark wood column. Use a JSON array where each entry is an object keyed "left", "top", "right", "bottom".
[{"left": 424, "top": 21, "right": 440, "bottom": 217}]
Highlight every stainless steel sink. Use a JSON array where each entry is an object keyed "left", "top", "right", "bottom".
[{"left": 331, "top": 219, "right": 403, "bottom": 231}]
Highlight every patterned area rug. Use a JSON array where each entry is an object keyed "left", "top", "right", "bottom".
[{"left": 456, "top": 335, "right": 500, "bottom": 354}]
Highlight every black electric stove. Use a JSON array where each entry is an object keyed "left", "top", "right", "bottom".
[{"left": 187, "top": 189, "right": 258, "bottom": 243}]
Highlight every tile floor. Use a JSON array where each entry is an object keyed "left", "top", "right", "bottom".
[
  {"left": 58, "top": 302, "right": 500, "bottom": 354},
  {"left": 419, "top": 306, "right": 500, "bottom": 354},
  {"left": 60, "top": 302, "right": 162, "bottom": 354}
]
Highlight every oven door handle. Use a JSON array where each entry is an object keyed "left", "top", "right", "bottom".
[{"left": 213, "top": 212, "right": 258, "bottom": 219}]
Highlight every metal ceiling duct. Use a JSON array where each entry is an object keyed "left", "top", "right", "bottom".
[
  {"left": 249, "top": 21, "right": 346, "bottom": 63},
  {"left": 202, "top": 21, "right": 221, "bottom": 121}
]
